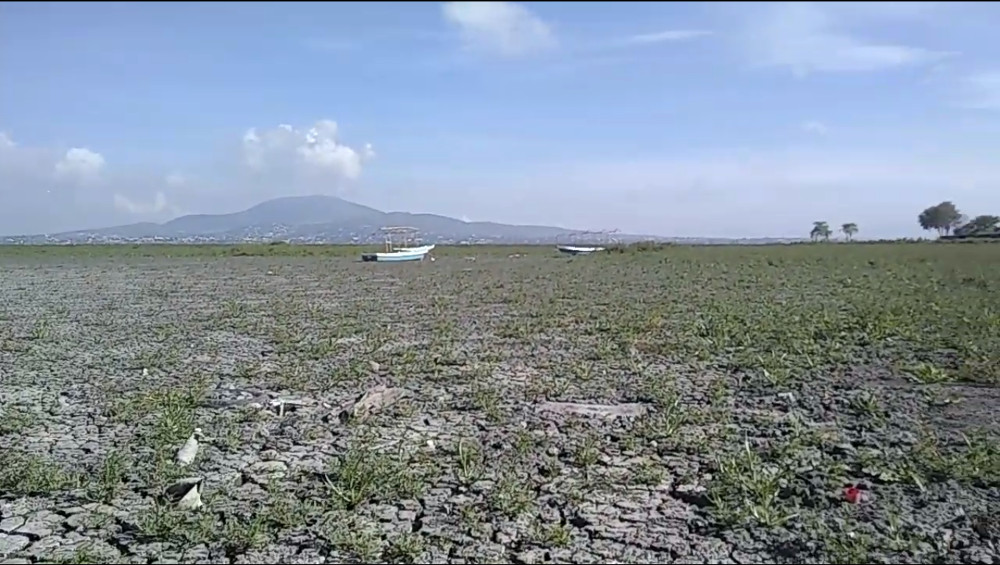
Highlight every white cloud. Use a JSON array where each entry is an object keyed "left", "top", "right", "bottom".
[
  {"left": 113, "top": 191, "right": 172, "bottom": 215},
  {"left": 741, "top": 2, "right": 951, "bottom": 75},
  {"left": 800, "top": 120, "right": 829, "bottom": 135},
  {"left": 242, "top": 119, "right": 373, "bottom": 181},
  {"left": 956, "top": 71, "right": 1000, "bottom": 110},
  {"left": 0, "top": 117, "right": 374, "bottom": 235},
  {"left": 442, "top": 1, "right": 556, "bottom": 57},
  {"left": 165, "top": 172, "right": 186, "bottom": 188},
  {"left": 623, "top": 29, "right": 713, "bottom": 45},
  {"left": 54, "top": 147, "right": 105, "bottom": 184}
]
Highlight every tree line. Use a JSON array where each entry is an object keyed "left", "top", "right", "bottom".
[
  {"left": 809, "top": 221, "right": 858, "bottom": 242},
  {"left": 918, "top": 201, "right": 999, "bottom": 237},
  {"left": 809, "top": 202, "right": 998, "bottom": 242}
]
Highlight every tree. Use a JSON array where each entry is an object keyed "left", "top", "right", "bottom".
[
  {"left": 841, "top": 222, "right": 858, "bottom": 242},
  {"left": 918, "top": 201, "right": 963, "bottom": 236},
  {"left": 955, "top": 214, "right": 1000, "bottom": 236},
  {"left": 810, "top": 221, "right": 832, "bottom": 242}
]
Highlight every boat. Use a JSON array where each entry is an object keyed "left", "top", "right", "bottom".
[
  {"left": 556, "top": 245, "right": 605, "bottom": 255},
  {"left": 361, "top": 227, "right": 435, "bottom": 262},
  {"left": 555, "top": 229, "right": 619, "bottom": 256}
]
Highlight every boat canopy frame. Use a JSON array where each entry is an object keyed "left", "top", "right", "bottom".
[
  {"left": 377, "top": 226, "right": 422, "bottom": 253},
  {"left": 556, "top": 229, "right": 621, "bottom": 247}
]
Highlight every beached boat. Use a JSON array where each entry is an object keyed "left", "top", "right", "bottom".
[
  {"left": 361, "top": 227, "right": 435, "bottom": 262},
  {"left": 556, "top": 245, "right": 605, "bottom": 255},
  {"left": 555, "top": 229, "right": 619, "bottom": 256}
]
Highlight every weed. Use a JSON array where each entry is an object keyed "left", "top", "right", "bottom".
[
  {"left": 0, "top": 451, "right": 83, "bottom": 495},
  {"left": 87, "top": 449, "right": 131, "bottom": 503},
  {"left": 707, "top": 439, "right": 798, "bottom": 528},
  {"left": 324, "top": 440, "right": 418, "bottom": 509},
  {"left": 455, "top": 438, "right": 486, "bottom": 486},
  {"left": 489, "top": 472, "right": 535, "bottom": 518}
]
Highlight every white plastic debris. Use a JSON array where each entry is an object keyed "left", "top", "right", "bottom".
[
  {"left": 165, "top": 477, "right": 204, "bottom": 510},
  {"left": 175, "top": 428, "right": 202, "bottom": 467}
]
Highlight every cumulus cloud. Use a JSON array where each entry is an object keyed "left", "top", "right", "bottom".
[
  {"left": 241, "top": 119, "right": 374, "bottom": 182},
  {"left": 0, "top": 117, "right": 373, "bottom": 235},
  {"left": 442, "top": 1, "right": 556, "bottom": 57},
  {"left": 54, "top": 147, "right": 105, "bottom": 185},
  {"left": 740, "top": 2, "right": 952, "bottom": 75}
]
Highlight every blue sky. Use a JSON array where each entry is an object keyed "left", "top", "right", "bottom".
[{"left": 2, "top": 1, "right": 1000, "bottom": 238}]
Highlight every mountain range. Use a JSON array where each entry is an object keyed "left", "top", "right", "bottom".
[{"left": 13, "top": 195, "right": 632, "bottom": 244}]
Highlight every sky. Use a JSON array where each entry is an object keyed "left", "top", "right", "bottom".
[{"left": 3, "top": 1, "right": 1000, "bottom": 239}]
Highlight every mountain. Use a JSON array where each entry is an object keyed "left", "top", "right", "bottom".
[{"left": 24, "top": 195, "right": 611, "bottom": 244}]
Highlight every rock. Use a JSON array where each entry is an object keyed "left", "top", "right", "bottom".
[
  {"left": 15, "top": 521, "right": 51, "bottom": 538},
  {"left": 0, "top": 519, "right": 24, "bottom": 534},
  {"left": 249, "top": 460, "right": 288, "bottom": 476},
  {"left": 0, "top": 534, "right": 30, "bottom": 557},
  {"left": 65, "top": 513, "right": 92, "bottom": 530},
  {"left": 337, "top": 385, "right": 407, "bottom": 423}
]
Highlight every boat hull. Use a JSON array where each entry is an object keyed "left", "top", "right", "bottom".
[
  {"left": 361, "top": 251, "right": 425, "bottom": 262},
  {"left": 557, "top": 245, "right": 604, "bottom": 256},
  {"left": 361, "top": 244, "right": 435, "bottom": 262},
  {"left": 395, "top": 244, "right": 436, "bottom": 254}
]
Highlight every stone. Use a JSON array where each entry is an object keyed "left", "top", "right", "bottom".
[
  {"left": 15, "top": 522, "right": 52, "bottom": 539},
  {"left": 0, "top": 519, "right": 24, "bottom": 534},
  {"left": 249, "top": 460, "right": 288, "bottom": 474},
  {"left": 0, "top": 534, "right": 30, "bottom": 557}
]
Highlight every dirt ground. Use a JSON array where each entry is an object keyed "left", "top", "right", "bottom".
[{"left": 1, "top": 244, "right": 998, "bottom": 564}]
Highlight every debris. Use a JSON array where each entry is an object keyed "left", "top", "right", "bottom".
[
  {"left": 175, "top": 428, "right": 201, "bottom": 467},
  {"left": 164, "top": 477, "right": 204, "bottom": 510},
  {"left": 534, "top": 401, "right": 649, "bottom": 419},
  {"left": 336, "top": 385, "right": 408, "bottom": 424},
  {"left": 843, "top": 484, "right": 869, "bottom": 504},
  {"left": 269, "top": 397, "right": 308, "bottom": 417}
]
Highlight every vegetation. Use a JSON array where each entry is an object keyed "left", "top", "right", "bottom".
[
  {"left": 810, "top": 221, "right": 832, "bottom": 242},
  {"left": 919, "top": 201, "right": 964, "bottom": 236},
  {"left": 841, "top": 222, "right": 859, "bottom": 241},
  {"left": 918, "top": 201, "right": 999, "bottom": 240},
  {"left": 2, "top": 242, "right": 999, "bottom": 563}
]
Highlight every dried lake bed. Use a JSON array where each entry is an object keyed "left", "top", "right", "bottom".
[{"left": 1, "top": 243, "right": 999, "bottom": 564}]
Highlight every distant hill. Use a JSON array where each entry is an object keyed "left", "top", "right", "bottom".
[
  {"left": 27, "top": 195, "right": 605, "bottom": 244},
  {"left": 4, "top": 195, "right": 802, "bottom": 245}
]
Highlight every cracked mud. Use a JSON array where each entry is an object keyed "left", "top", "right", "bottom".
[{"left": 1, "top": 244, "right": 999, "bottom": 564}]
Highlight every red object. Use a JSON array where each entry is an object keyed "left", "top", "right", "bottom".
[{"left": 843, "top": 486, "right": 862, "bottom": 504}]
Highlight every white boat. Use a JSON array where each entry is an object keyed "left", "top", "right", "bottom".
[
  {"left": 556, "top": 245, "right": 605, "bottom": 255},
  {"left": 361, "top": 228, "right": 435, "bottom": 262},
  {"left": 555, "top": 229, "right": 619, "bottom": 256}
]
